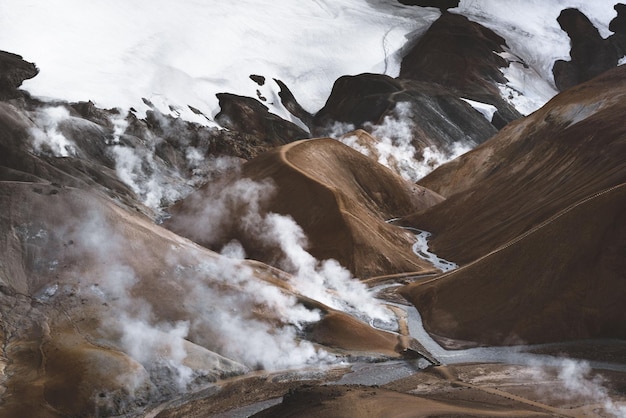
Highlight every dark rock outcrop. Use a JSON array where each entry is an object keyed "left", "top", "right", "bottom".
[
  {"left": 399, "top": 12, "right": 521, "bottom": 127},
  {"left": 609, "top": 4, "right": 626, "bottom": 59},
  {"left": 215, "top": 93, "right": 310, "bottom": 146},
  {"left": 609, "top": 3, "right": 626, "bottom": 34},
  {"left": 313, "top": 73, "right": 497, "bottom": 151},
  {"left": 0, "top": 51, "right": 38, "bottom": 100},
  {"left": 553, "top": 8, "right": 623, "bottom": 91},
  {"left": 397, "top": 0, "right": 459, "bottom": 10},
  {"left": 274, "top": 78, "right": 314, "bottom": 130}
]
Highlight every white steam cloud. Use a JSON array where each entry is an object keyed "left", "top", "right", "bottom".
[
  {"left": 528, "top": 358, "right": 626, "bottom": 417},
  {"left": 330, "top": 102, "right": 473, "bottom": 182},
  {"left": 106, "top": 111, "right": 242, "bottom": 215},
  {"left": 60, "top": 205, "right": 334, "bottom": 394},
  {"left": 262, "top": 213, "right": 392, "bottom": 322},
  {"left": 174, "top": 177, "right": 393, "bottom": 325},
  {"left": 29, "top": 106, "right": 77, "bottom": 157}
]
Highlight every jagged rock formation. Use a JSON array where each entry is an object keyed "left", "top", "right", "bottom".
[
  {"left": 0, "top": 51, "right": 38, "bottom": 100},
  {"left": 311, "top": 10, "right": 524, "bottom": 170},
  {"left": 609, "top": 4, "right": 626, "bottom": 64},
  {"left": 399, "top": 12, "right": 521, "bottom": 128},
  {"left": 215, "top": 92, "right": 310, "bottom": 145},
  {"left": 274, "top": 78, "right": 314, "bottom": 129},
  {"left": 402, "top": 65, "right": 626, "bottom": 346},
  {"left": 553, "top": 8, "right": 625, "bottom": 91},
  {"left": 313, "top": 73, "right": 497, "bottom": 151}
]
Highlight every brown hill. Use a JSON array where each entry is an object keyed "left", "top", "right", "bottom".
[
  {"left": 167, "top": 138, "right": 443, "bottom": 278},
  {"left": 400, "top": 65, "right": 626, "bottom": 346},
  {"left": 410, "top": 64, "right": 626, "bottom": 265},
  {"left": 402, "top": 182, "right": 626, "bottom": 346}
]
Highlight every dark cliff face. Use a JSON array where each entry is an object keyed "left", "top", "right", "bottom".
[
  {"left": 553, "top": 6, "right": 626, "bottom": 92},
  {"left": 0, "top": 51, "right": 38, "bottom": 100},
  {"left": 313, "top": 73, "right": 497, "bottom": 152},
  {"left": 215, "top": 92, "right": 310, "bottom": 146},
  {"left": 397, "top": 0, "right": 460, "bottom": 10},
  {"left": 399, "top": 12, "right": 521, "bottom": 128}
]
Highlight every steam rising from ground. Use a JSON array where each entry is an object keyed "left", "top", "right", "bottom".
[
  {"left": 29, "top": 107, "right": 243, "bottom": 215},
  {"left": 528, "top": 358, "right": 626, "bottom": 416},
  {"left": 108, "top": 112, "right": 193, "bottom": 212},
  {"left": 173, "top": 177, "right": 393, "bottom": 325},
  {"left": 261, "top": 213, "right": 392, "bottom": 322},
  {"left": 29, "top": 106, "right": 77, "bottom": 157},
  {"left": 330, "top": 102, "right": 472, "bottom": 182},
  {"left": 57, "top": 207, "right": 334, "bottom": 397},
  {"left": 107, "top": 111, "right": 243, "bottom": 214}
]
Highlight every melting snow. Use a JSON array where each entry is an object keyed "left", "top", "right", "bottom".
[
  {"left": 0, "top": 0, "right": 440, "bottom": 121},
  {"left": 0, "top": 1, "right": 620, "bottom": 123}
]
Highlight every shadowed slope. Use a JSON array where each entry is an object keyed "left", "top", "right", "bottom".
[
  {"left": 400, "top": 66, "right": 626, "bottom": 346},
  {"left": 402, "top": 182, "right": 626, "bottom": 346},
  {"left": 410, "top": 65, "right": 626, "bottom": 265},
  {"left": 252, "top": 384, "right": 549, "bottom": 418}
]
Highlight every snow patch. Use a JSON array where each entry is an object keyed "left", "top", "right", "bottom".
[
  {"left": 460, "top": 98, "right": 497, "bottom": 121},
  {"left": 0, "top": 0, "right": 440, "bottom": 122},
  {"left": 457, "top": 0, "right": 617, "bottom": 112}
]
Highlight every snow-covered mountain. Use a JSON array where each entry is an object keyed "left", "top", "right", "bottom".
[
  {"left": 1, "top": 1, "right": 626, "bottom": 417},
  {"left": 0, "top": 0, "right": 618, "bottom": 123}
]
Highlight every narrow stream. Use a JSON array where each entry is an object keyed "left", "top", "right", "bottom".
[
  {"left": 381, "top": 225, "right": 626, "bottom": 373},
  {"left": 405, "top": 226, "right": 458, "bottom": 272},
  {"left": 203, "top": 225, "right": 626, "bottom": 416}
]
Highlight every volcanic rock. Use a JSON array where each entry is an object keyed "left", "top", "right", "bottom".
[
  {"left": 274, "top": 78, "right": 314, "bottom": 129},
  {"left": 215, "top": 92, "right": 310, "bottom": 146},
  {"left": 313, "top": 73, "right": 497, "bottom": 152},
  {"left": 397, "top": 0, "right": 459, "bottom": 10},
  {"left": 0, "top": 51, "right": 38, "bottom": 100},
  {"left": 552, "top": 8, "right": 621, "bottom": 91},
  {"left": 399, "top": 12, "right": 521, "bottom": 128},
  {"left": 610, "top": 3, "right": 626, "bottom": 34},
  {"left": 609, "top": 4, "right": 626, "bottom": 59}
]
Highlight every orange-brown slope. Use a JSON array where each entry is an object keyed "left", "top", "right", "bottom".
[
  {"left": 401, "top": 182, "right": 626, "bottom": 346},
  {"left": 408, "top": 65, "right": 626, "bottom": 265},
  {"left": 1, "top": 179, "right": 419, "bottom": 416},
  {"left": 263, "top": 138, "right": 442, "bottom": 277},
  {"left": 169, "top": 138, "right": 443, "bottom": 278}
]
